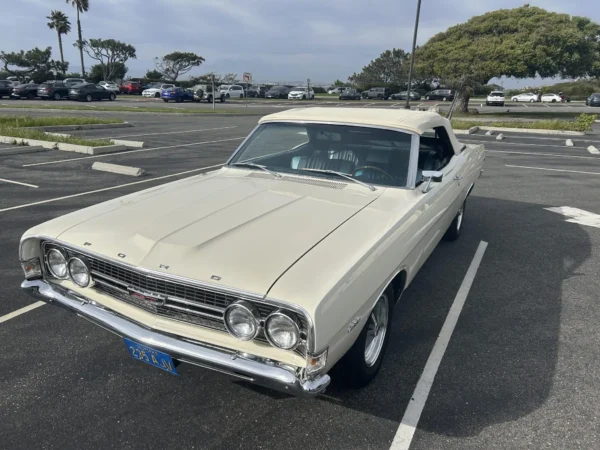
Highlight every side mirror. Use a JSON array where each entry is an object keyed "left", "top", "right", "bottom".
[{"left": 421, "top": 170, "right": 443, "bottom": 193}]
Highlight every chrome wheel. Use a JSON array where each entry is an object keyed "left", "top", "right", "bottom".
[{"left": 364, "top": 294, "right": 389, "bottom": 367}]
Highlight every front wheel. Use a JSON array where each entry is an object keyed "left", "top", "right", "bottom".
[
  {"left": 109, "top": 94, "right": 116, "bottom": 101},
  {"left": 425, "top": 96, "right": 430, "bottom": 100},
  {"left": 443, "top": 97, "right": 448, "bottom": 101},
  {"left": 154, "top": 92, "right": 160, "bottom": 98},
  {"left": 163, "top": 99, "right": 168, "bottom": 102},
  {"left": 85, "top": 94, "right": 93, "bottom": 102},
  {"left": 338, "top": 285, "right": 394, "bottom": 388},
  {"left": 53, "top": 92, "right": 61, "bottom": 101},
  {"left": 444, "top": 199, "right": 465, "bottom": 241},
  {"left": 529, "top": 99, "right": 534, "bottom": 103}
]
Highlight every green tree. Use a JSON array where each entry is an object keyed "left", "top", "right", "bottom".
[
  {"left": 0, "top": 47, "right": 63, "bottom": 83},
  {"left": 154, "top": 52, "right": 205, "bottom": 81},
  {"left": 89, "top": 62, "right": 127, "bottom": 83},
  {"left": 144, "top": 69, "right": 163, "bottom": 80},
  {"left": 66, "top": 0, "right": 89, "bottom": 76},
  {"left": 46, "top": 10, "right": 71, "bottom": 74},
  {"left": 348, "top": 49, "right": 410, "bottom": 90},
  {"left": 221, "top": 73, "right": 239, "bottom": 84},
  {"left": 189, "top": 72, "right": 222, "bottom": 85},
  {"left": 81, "top": 38, "right": 136, "bottom": 81},
  {"left": 415, "top": 5, "right": 600, "bottom": 112}
]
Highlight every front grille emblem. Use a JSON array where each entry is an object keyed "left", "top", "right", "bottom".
[{"left": 128, "top": 287, "right": 167, "bottom": 306}]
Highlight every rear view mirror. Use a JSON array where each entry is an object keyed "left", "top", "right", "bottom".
[{"left": 421, "top": 170, "right": 443, "bottom": 193}]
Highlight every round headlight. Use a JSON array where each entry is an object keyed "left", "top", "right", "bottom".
[
  {"left": 224, "top": 301, "right": 260, "bottom": 341},
  {"left": 265, "top": 311, "right": 300, "bottom": 350},
  {"left": 47, "top": 248, "right": 68, "bottom": 278},
  {"left": 68, "top": 257, "right": 91, "bottom": 287}
]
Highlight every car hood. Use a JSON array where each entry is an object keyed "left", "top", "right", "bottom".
[{"left": 48, "top": 168, "right": 381, "bottom": 296}]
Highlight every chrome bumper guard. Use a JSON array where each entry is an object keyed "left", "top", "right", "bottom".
[{"left": 22, "top": 280, "right": 330, "bottom": 397}]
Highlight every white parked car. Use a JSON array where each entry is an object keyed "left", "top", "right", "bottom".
[
  {"left": 20, "top": 108, "right": 485, "bottom": 398},
  {"left": 288, "top": 86, "right": 315, "bottom": 100},
  {"left": 486, "top": 91, "right": 505, "bottom": 107},
  {"left": 511, "top": 92, "right": 538, "bottom": 102},
  {"left": 541, "top": 93, "right": 562, "bottom": 103},
  {"left": 142, "top": 83, "right": 175, "bottom": 98},
  {"left": 98, "top": 81, "right": 120, "bottom": 94},
  {"left": 219, "top": 85, "right": 245, "bottom": 99}
]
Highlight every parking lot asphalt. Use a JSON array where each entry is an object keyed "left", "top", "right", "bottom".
[{"left": 1, "top": 109, "right": 600, "bottom": 450}]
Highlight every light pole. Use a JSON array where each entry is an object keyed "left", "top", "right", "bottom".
[{"left": 404, "top": 0, "right": 422, "bottom": 110}]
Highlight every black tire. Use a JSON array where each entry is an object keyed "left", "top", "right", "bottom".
[
  {"left": 226, "top": 93, "right": 230, "bottom": 99},
  {"left": 219, "top": 95, "right": 225, "bottom": 103},
  {"left": 444, "top": 199, "right": 466, "bottom": 241},
  {"left": 53, "top": 92, "right": 61, "bottom": 101},
  {"left": 443, "top": 97, "right": 447, "bottom": 101},
  {"left": 529, "top": 99, "right": 534, "bottom": 103},
  {"left": 176, "top": 97, "right": 183, "bottom": 103},
  {"left": 302, "top": 95, "right": 306, "bottom": 100},
  {"left": 155, "top": 92, "right": 160, "bottom": 98},
  {"left": 85, "top": 94, "right": 93, "bottom": 102},
  {"left": 486, "top": 102, "right": 489, "bottom": 106},
  {"left": 207, "top": 95, "right": 213, "bottom": 103},
  {"left": 551, "top": 99, "right": 556, "bottom": 103},
  {"left": 338, "top": 284, "right": 394, "bottom": 388},
  {"left": 27, "top": 93, "right": 35, "bottom": 100},
  {"left": 109, "top": 94, "right": 115, "bottom": 101},
  {"left": 240, "top": 94, "right": 244, "bottom": 99},
  {"left": 377, "top": 94, "right": 383, "bottom": 100},
  {"left": 163, "top": 99, "right": 168, "bottom": 102},
  {"left": 425, "top": 96, "right": 430, "bottom": 100}
]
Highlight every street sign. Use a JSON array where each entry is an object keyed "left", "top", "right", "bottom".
[{"left": 243, "top": 72, "right": 252, "bottom": 83}]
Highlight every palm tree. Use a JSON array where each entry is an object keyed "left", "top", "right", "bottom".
[
  {"left": 66, "top": 0, "right": 89, "bottom": 76},
  {"left": 47, "top": 10, "right": 71, "bottom": 74}
]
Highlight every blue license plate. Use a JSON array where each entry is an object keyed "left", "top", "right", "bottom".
[{"left": 124, "top": 338, "right": 178, "bottom": 375}]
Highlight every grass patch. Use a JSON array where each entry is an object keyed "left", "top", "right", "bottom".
[
  {"left": 0, "top": 104, "right": 245, "bottom": 114},
  {"left": 0, "top": 115, "right": 122, "bottom": 128},
  {"left": 0, "top": 127, "right": 112, "bottom": 147},
  {"left": 452, "top": 115, "right": 596, "bottom": 132}
]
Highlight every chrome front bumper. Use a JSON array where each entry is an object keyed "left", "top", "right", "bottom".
[{"left": 22, "top": 279, "right": 330, "bottom": 397}]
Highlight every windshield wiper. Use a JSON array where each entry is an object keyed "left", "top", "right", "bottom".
[
  {"left": 299, "top": 168, "right": 376, "bottom": 191},
  {"left": 231, "top": 162, "right": 282, "bottom": 179}
]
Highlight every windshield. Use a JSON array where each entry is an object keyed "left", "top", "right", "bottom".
[
  {"left": 489, "top": 92, "right": 503, "bottom": 97},
  {"left": 228, "top": 122, "right": 412, "bottom": 188},
  {"left": 269, "top": 86, "right": 283, "bottom": 91},
  {"left": 292, "top": 87, "right": 306, "bottom": 91}
]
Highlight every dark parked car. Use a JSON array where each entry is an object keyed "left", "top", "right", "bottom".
[
  {"left": 68, "top": 83, "right": 116, "bottom": 102},
  {"left": 365, "top": 87, "right": 391, "bottom": 100},
  {"left": 390, "top": 91, "right": 421, "bottom": 101},
  {"left": 265, "top": 86, "right": 291, "bottom": 99},
  {"left": 424, "top": 89, "right": 454, "bottom": 101},
  {"left": 37, "top": 81, "right": 69, "bottom": 100},
  {"left": 0, "top": 80, "right": 14, "bottom": 98},
  {"left": 588, "top": 93, "right": 600, "bottom": 107},
  {"left": 120, "top": 81, "right": 143, "bottom": 95},
  {"left": 10, "top": 83, "right": 40, "bottom": 99},
  {"left": 339, "top": 88, "right": 361, "bottom": 100},
  {"left": 253, "top": 86, "right": 268, "bottom": 98},
  {"left": 161, "top": 87, "right": 195, "bottom": 103}
]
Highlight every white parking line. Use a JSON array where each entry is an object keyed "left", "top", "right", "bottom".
[
  {"left": 487, "top": 149, "right": 600, "bottom": 160},
  {"left": 22, "top": 137, "right": 245, "bottom": 167},
  {"left": 1, "top": 163, "right": 224, "bottom": 213},
  {"left": 108, "top": 126, "right": 237, "bottom": 139},
  {"left": 391, "top": 241, "right": 488, "bottom": 450},
  {"left": 506, "top": 165, "right": 600, "bottom": 176},
  {"left": 0, "top": 177, "right": 39, "bottom": 188},
  {"left": 0, "top": 301, "right": 45, "bottom": 324}
]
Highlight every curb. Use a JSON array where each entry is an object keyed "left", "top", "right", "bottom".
[
  {"left": 28, "top": 122, "right": 132, "bottom": 132},
  {"left": 468, "top": 126, "right": 479, "bottom": 135},
  {"left": 0, "top": 145, "right": 47, "bottom": 156},
  {"left": 0, "top": 107, "right": 264, "bottom": 117},
  {"left": 478, "top": 126, "right": 585, "bottom": 136},
  {"left": 565, "top": 139, "right": 574, "bottom": 147},
  {"left": 110, "top": 139, "right": 145, "bottom": 148},
  {"left": 0, "top": 135, "right": 127, "bottom": 155},
  {"left": 588, "top": 145, "right": 600, "bottom": 155},
  {"left": 92, "top": 162, "right": 145, "bottom": 176}
]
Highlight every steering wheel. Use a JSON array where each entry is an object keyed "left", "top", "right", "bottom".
[{"left": 352, "top": 166, "right": 394, "bottom": 181}]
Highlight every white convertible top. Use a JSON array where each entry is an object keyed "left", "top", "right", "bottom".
[{"left": 259, "top": 107, "right": 462, "bottom": 153}]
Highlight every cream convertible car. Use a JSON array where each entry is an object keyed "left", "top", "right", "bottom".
[{"left": 20, "top": 108, "right": 485, "bottom": 397}]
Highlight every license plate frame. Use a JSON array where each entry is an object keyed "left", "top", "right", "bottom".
[{"left": 123, "top": 338, "right": 178, "bottom": 375}]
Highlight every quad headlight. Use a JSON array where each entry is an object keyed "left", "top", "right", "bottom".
[
  {"left": 67, "top": 257, "right": 92, "bottom": 287},
  {"left": 224, "top": 301, "right": 261, "bottom": 341},
  {"left": 47, "top": 248, "right": 68, "bottom": 278},
  {"left": 265, "top": 310, "right": 300, "bottom": 350}
]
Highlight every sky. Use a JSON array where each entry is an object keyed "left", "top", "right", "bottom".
[{"left": 1, "top": 0, "right": 598, "bottom": 87}]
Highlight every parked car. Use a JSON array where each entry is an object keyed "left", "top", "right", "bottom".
[
  {"left": 190, "top": 84, "right": 226, "bottom": 103},
  {"left": 366, "top": 87, "right": 391, "bottom": 100},
  {"left": 265, "top": 85, "right": 291, "bottom": 99},
  {"left": 361, "top": 90, "right": 369, "bottom": 99},
  {"left": 19, "top": 108, "right": 485, "bottom": 398},
  {"left": 98, "top": 81, "right": 120, "bottom": 94},
  {"left": 10, "top": 83, "right": 40, "bottom": 99},
  {"left": 219, "top": 85, "right": 245, "bottom": 99},
  {"left": 541, "top": 93, "right": 562, "bottom": 103},
  {"left": 288, "top": 86, "right": 315, "bottom": 100},
  {"left": 424, "top": 89, "right": 454, "bottom": 101},
  {"left": 327, "top": 87, "right": 347, "bottom": 94},
  {"left": 63, "top": 78, "right": 86, "bottom": 87},
  {"left": 37, "top": 81, "right": 69, "bottom": 100},
  {"left": 0, "top": 80, "right": 14, "bottom": 98},
  {"left": 120, "top": 81, "right": 144, "bottom": 95},
  {"left": 161, "top": 87, "right": 195, "bottom": 103},
  {"left": 68, "top": 83, "right": 116, "bottom": 102},
  {"left": 254, "top": 86, "right": 269, "bottom": 98},
  {"left": 486, "top": 91, "right": 505, "bottom": 107},
  {"left": 339, "top": 89, "right": 361, "bottom": 100},
  {"left": 142, "top": 83, "right": 175, "bottom": 98},
  {"left": 390, "top": 91, "right": 421, "bottom": 101},
  {"left": 510, "top": 92, "right": 538, "bottom": 102},
  {"left": 587, "top": 93, "right": 600, "bottom": 107}
]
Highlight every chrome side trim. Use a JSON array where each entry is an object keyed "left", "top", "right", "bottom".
[{"left": 21, "top": 279, "right": 330, "bottom": 398}]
